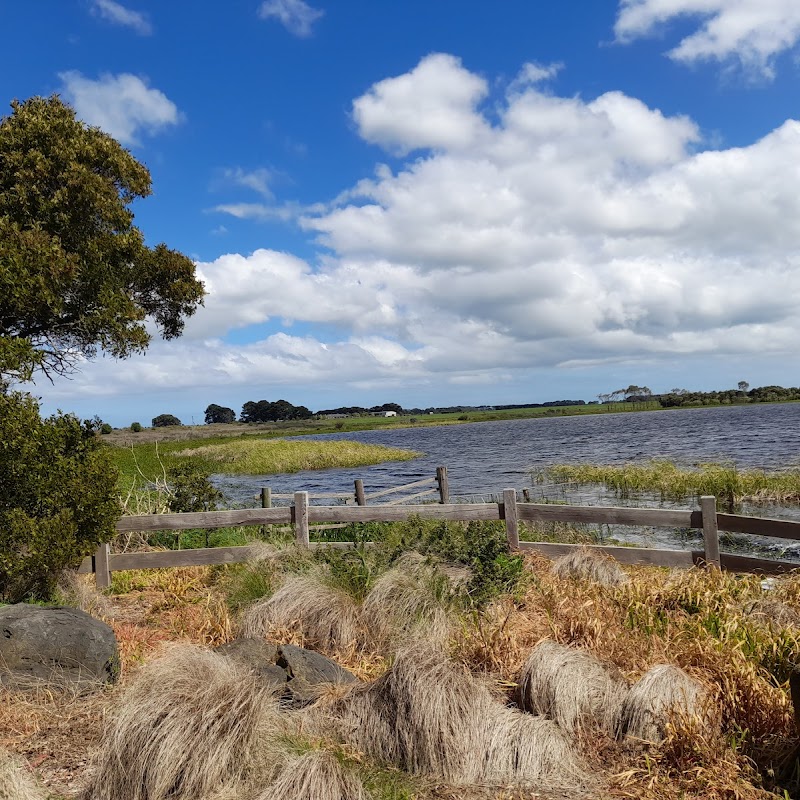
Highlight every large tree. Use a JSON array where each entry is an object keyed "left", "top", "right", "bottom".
[
  {"left": 0, "top": 96, "right": 205, "bottom": 601},
  {"left": 0, "top": 95, "right": 204, "bottom": 381}
]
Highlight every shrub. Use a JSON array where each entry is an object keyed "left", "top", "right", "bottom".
[
  {"left": 152, "top": 413, "right": 181, "bottom": 427},
  {"left": 130, "top": 421, "right": 142, "bottom": 432},
  {"left": 0, "top": 392, "right": 120, "bottom": 601},
  {"left": 100, "top": 422, "right": 113, "bottom": 434}
]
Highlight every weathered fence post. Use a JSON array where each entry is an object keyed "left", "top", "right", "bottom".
[
  {"left": 354, "top": 479, "right": 366, "bottom": 506},
  {"left": 502, "top": 488, "right": 520, "bottom": 551},
  {"left": 294, "top": 491, "right": 310, "bottom": 547},
  {"left": 436, "top": 466, "right": 450, "bottom": 504},
  {"left": 260, "top": 487, "right": 272, "bottom": 537},
  {"left": 94, "top": 542, "right": 111, "bottom": 589},
  {"left": 701, "top": 495, "right": 720, "bottom": 569}
]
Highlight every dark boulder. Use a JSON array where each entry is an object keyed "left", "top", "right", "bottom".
[
  {"left": 278, "top": 643, "right": 358, "bottom": 703},
  {"left": 215, "top": 638, "right": 287, "bottom": 689},
  {"left": 214, "top": 638, "right": 359, "bottom": 705},
  {"left": 0, "top": 605, "right": 119, "bottom": 688}
]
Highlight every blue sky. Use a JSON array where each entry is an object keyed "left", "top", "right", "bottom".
[{"left": 4, "top": 0, "right": 800, "bottom": 425}]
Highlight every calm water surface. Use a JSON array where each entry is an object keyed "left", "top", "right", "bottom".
[{"left": 212, "top": 403, "right": 800, "bottom": 558}]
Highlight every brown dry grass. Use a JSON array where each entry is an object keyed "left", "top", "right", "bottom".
[
  {"left": 0, "top": 748, "right": 47, "bottom": 800},
  {"left": 4, "top": 554, "right": 800, "bottom": 800}
]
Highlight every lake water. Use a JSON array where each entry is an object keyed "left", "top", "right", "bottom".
[{"left": 212, "top": 403, "right": 800, "bottom": 559}]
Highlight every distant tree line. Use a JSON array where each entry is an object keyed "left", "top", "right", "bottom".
[
  {"left": 657, "top": 385, "right": 800, "bottom": 407},
  {"left": 316, "top": 403, "right": 403, "bottom": 416},
  {"left": 596, "top": 382, "right": 800, "bottom": 408},
  {"left": 240, "top": 399, "right": 312, "bottom": 423}
]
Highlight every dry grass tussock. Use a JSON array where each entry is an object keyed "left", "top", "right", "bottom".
[
  {"left": 83, "top": 645, "right": 284, "bottom": 800},
  {"left": 56, "top": 570, "right": 114, "bottom": 620},
  {"left": 551, "top": 548, "right": 630, "bottom": 587},
  {"left": 240, "top": 568, "right": 362, "bottom": 654},
  {"left": 256, "top": 749, "right": 368, "bottom": 800},
  {"left": 615, "top": 664, "right": 710, "bottom": 743},
  {"left": 0, "top": 749, "right": 46, "bottom": 800},
  {"left": 361, "top": 553, "right": 461, "bottom": 650},
  {"left": 516, "top": 639, "right": 627, "bottom": 733},
  {"left": 327, "top": 641, "right": 587, "bottom": 790},
  {"left": 743, "top": 598, "right": 800, "bottom": 629}
]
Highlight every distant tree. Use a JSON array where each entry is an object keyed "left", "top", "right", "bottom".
[
  {"left": 240, "top": 399, "right": 312, "bottom": 423},
  {"left": 738, "top": 381, "right": 750, "bottom": 393},
  {"left": 204, "top": 404, "right": 236, "bottom": 424},
  {"left": 152, "top": 414, "right": 181, "bottom": 428},
  {"left": 100, "top": 423, "right": 112, "bottom": 434},
  {"left": 130, "top": 422, "right": 142, "bottom": 432}
]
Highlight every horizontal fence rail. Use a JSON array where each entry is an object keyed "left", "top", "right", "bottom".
[{"left": 78, "top": 486, "right": 800, "bottom": 587}]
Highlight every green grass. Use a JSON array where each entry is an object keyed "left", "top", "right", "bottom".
[
  {"left": 110, "top": 435, "right": 420, "bottom": 492},
  {"left": 542, "top": 460, "right": 800, "bottom": 510},
  {"left": 173, "top": 438, "right": 419, "bottom": 475}
]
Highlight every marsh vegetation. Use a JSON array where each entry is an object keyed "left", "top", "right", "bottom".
[{"left": 5, "top": 515, "right": 800, "bottom": 800}]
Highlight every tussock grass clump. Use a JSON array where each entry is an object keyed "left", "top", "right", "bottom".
[
  {"left": 0, "top": 749, "right": 46, "bottom": 800},
  {"left": 482, "top": 710, "right": 581, "bottom": 787},
  {"left": 56, "top": 569, "right": 114, "bottom": 620},
  {"left": 258, "top": 749, "right": 368, "bottom": 800},
  {"left": 516, "top": 640, "right": 627, "bottom": 733},
  {"left": 240, "top": 569, "right": 362, "bottom": 653},
  {"left": 551, "top": 547, "right": 630, "bottom": 587},
  {"left": 331, "top": 642, "right": 585, "bottom": 789},
  {"left": 83, "top": 645, "right": 282, "bottom": 800},
  {"left": 615, "top": 664, "right": 708, "bottom": 743},
  {"left": 175, "top": 438, "right": 419, "bottom": 475},
  {"left": 742, "top": 598, "right": 800, "bottom": 629},
  {"left": 361, "top": 554, "right": 461, "bottom": 649}
]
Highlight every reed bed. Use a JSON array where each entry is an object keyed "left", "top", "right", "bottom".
[
  {"left": 544, "top": 460, "right": 800, "bottom": 508},
  {"left": 174, "top": 438, "right": 419, "bottom": 475}
]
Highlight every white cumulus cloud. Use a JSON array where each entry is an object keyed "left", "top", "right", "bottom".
[
  {"left": 258, "top": 0, "right": 323, "bottom": 37},
  {"left": 352, "top": 53, "right": 491, "bottom": 154},
  {"left": 91, "top": 0, "right": 152, "bottom": 35},
  {"left": 59, "top": 72, "right": 181, "bottom": 145},
  {"left": 615, "top": 0, "right": 800, "bottom": 77},
  {"left": 44, "top": 54, "right": 800, "bottom": 411}
]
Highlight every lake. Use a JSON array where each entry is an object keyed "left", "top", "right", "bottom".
[{"left": 212, "top": 403, "right": 800, "bottom": 559}]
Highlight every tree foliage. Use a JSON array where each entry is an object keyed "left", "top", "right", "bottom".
[
  {"left": 0, "top": 95, "right": 204, "bottom": 381},
  {"left": 204, "top": 403, "right": 236, "bottom": 424},
  {"left": 0, "top": 392, "right": 119, "bottom": 601},
  {"left": 152, "top": 413, "right": 181, "bottom": 428},
  {"left": 240, "top": 399, "right": 312, "bottom": 423}
]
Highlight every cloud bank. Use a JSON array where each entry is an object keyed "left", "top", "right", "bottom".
[{"left": 48, "top": 54, "right": 800, "bottom": 407}]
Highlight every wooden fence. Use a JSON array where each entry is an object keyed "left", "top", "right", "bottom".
[{"left": 78, "top": 481, "right": 800, "bottom": 587}]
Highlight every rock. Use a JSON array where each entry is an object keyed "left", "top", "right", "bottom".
[
  {"left": 0, "top": 605, "right": 119, "bottom": 688},
  {"left": 278, "top": 643, "right": 358, "bottom": 704},
  {"left": 214, "top": 639, "right": 359, "bottom": 705},
  {"left": 215, "top": 638, "right": 287, "bottom": 689}
]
